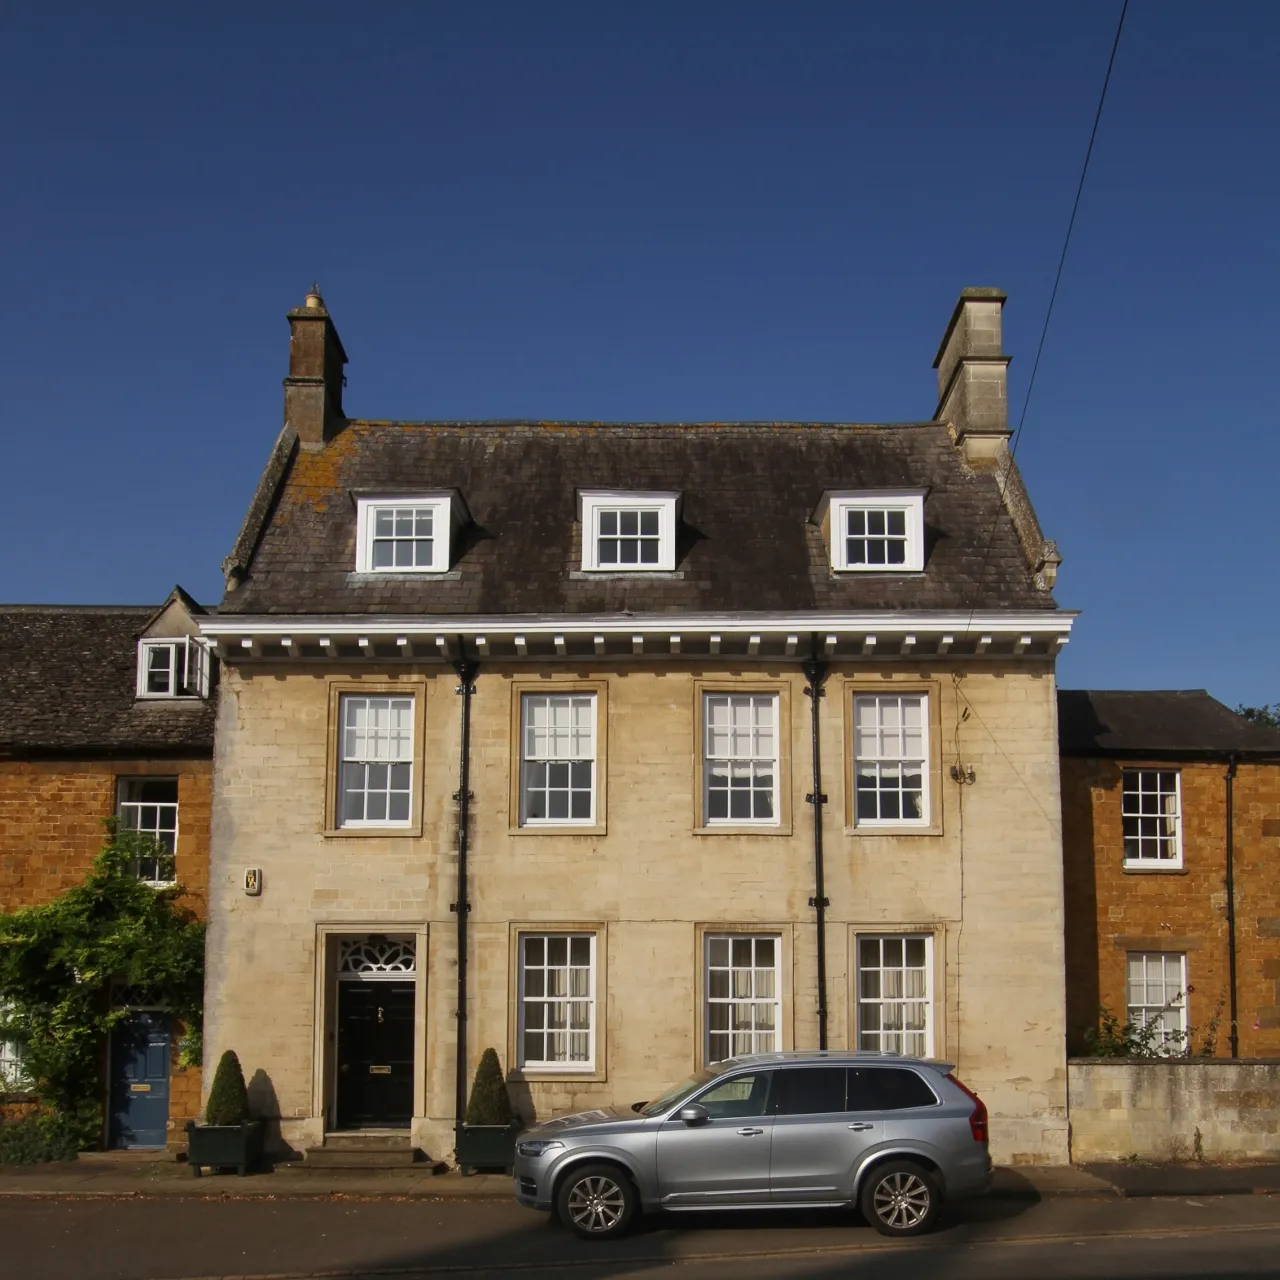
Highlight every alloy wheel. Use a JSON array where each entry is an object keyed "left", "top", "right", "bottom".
[
  {"left": 565, "top": 1175, "right": 628, "bottom": 1234},
  {"left": 871, "top": 1170, "right": 932, "bottom": 1230}
]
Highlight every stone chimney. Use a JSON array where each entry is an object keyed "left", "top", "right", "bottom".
[
  {"left": 932, "top": 288, "right": 1010, "bottom": 466},
  {"left": 284, "top": 285, "right": 348, "bottom": 448}
]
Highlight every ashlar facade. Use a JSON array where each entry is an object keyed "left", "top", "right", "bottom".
[{"left": 201, "top": 287, "right": 1076, "bottom": 1165}]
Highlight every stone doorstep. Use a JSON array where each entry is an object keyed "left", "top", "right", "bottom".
[{"left": 298, "top": 1131, "right": 433, "bottom": 1170}]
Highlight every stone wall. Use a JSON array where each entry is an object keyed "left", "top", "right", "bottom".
[
  {"left": 205, "top": 658, "right": 1070, "bottom": 1164},
  {"left": 1068, "top": 1059, "right": 1280, "bottom": 1162},
  {"left": 0, "top": 757, "right": 212, "bottom": 1143},
  {"left": 1062, "top": 758, "right": 1280, "bottom": 1058}
]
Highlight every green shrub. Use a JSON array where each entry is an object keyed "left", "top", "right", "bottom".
[
  {"left": 0, "top": 824, "right": 204, "bottom": 1149},
  {"left": 0, "top": 1112, "right": 80, "bottom": 1166},
  {"left": 464, "top": 1048, "right": 514, "bottom": 1127},
  {"left": 204, "top": 1050, "right": 250, "bottom": 1126}
]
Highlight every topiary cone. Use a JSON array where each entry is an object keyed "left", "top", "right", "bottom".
[
  {"left": 464, "top": 1047, "right": 514, "bottom": 1127},
  {"left": 204, "top": 1049, "right": 250, "bottom": 1126}
]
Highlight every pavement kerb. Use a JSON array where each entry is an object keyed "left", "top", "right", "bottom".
[{"left": 0, "top": 1163, "right": 1276, "bottom": 1202}]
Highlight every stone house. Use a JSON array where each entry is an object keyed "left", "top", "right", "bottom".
[
  {"left": 0, "top": 589, "right": 215, "bottom": 1147},
  {"left": 1059, "top": 689, "right": 1280, "bottom": 1058},
  {"left": 199, "top": 286, "right": 1076, "bottom": 1166}
]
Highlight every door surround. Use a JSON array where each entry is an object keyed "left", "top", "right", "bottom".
[{"left": 312, "top": 924, "right": 429, "bottom": 1129}]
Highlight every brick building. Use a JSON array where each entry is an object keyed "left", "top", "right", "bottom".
[
  {"left": 199, "top": 285, "right": 1077, "bottom": 1167},
  {"left": 0, "top": 589, "right": 216, "bottom": 1147},
  {"left": 1059, "top": 689, "right": 1280, "bottom": 1058}
]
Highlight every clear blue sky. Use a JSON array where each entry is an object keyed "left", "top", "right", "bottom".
[{"left": 2, "top": 2, "right": 1276, "bottom": 706}]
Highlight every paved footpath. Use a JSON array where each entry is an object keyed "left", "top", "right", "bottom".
[
  {"left": 2, "top": 1152, "right": 1279, "bottom": 1201},
  {"left": 2, "top": 1184, "right": 1280, "bottom": 1279}
]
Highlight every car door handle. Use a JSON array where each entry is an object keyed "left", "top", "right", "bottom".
[
  {"left": 847, "top": 1122, "right": 875, "bottom": 1131},
  {"left": 737, "top": 1127, "right": 765, "bottom": 1136}
]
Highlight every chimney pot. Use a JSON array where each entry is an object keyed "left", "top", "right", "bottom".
[
  {"left": 304, "top": 283, "right": 324, "bottom": 310},
  {"left": 932, "top": 288, "right": 1011, "bottom": 466}
]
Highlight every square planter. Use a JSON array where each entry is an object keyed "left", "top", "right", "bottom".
[
  {"left": 455, "top": 1123, "right": 521, "bottom": 1176},
  {"left": 185, "top": 1119, "right": 264, "bottom": 1177}
]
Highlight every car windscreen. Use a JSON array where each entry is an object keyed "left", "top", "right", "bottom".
[{"left": 638, "top": 1068, "right": 716, "bottom": 1117}]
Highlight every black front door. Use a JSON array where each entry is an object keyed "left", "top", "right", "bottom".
[{"left": 336, "top": 981, "right": 415, "bottom": 1128}]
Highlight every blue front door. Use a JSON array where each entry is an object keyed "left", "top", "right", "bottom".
[{"left": 109, "top": 1011, "right": 171, "bottom": 1149}]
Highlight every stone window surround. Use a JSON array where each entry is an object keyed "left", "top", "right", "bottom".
[
  {"left": 693, "top": 922, "right": 795, "bottom": 1072},
  {"left": 691, "top": 679, "right": 794, "bottom": 835},
  {"left": 507, "top": 922, "right": 609, "bottom": 1084},
  {"left": 841, "top": 677, "right": 944, "bottom": 836},
  {"left": 507, "top": 679, "right": 609, "bottom": 836},
  {"left": 311, "top": 922, "right": 430, "bottom": 1127},
  {"left": 846, "top": 921, "right": 948, "bottom": 1061},
  {"left": 322, "top": 676, "right": 428, "bottom": 838}
]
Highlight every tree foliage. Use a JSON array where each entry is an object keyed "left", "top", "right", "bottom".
[
  {"left": 1237, "top": 703, "right": 1280, "bottom": 729},
  {"left": 203, "top": 1049, "right": 249, "bottom": 1125},
  {"left": 0, "top": 824, "right": 205, "bottom": 1151},
  {"left": 464, "top": 1047, "right": 514, "bottom": 1127}
]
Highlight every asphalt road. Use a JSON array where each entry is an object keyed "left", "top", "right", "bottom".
[{"left": 3, "top": 1192, "right": 1279, "bottom": 1280}]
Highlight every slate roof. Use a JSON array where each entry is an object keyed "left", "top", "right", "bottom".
[
  {"left": 220, "top": 420, "right": 1057, "bottom": 616},
  {"left": 0, "top": 607, "right": 216, "bottom": 757},
  {"left": 1058, "top": 690, "right": 1280, "bottom": 760}
]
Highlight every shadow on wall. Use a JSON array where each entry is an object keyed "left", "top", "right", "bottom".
[
  {"left": 247, "top": 1068, "right": 296, "bottom": 1161},
  {"left": 1062, "top": 755, "right": 1113, "bottom": 1054},
  {"left": 505, "top": 1077, "right": 538, "bottom": 1128}
]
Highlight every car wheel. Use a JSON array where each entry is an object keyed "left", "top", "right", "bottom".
[
  {"left": 859, "top": 1160, "right": 940, "bottom": 1237},
  {"left": 556, "top": 1162, "right": 638, "bottom": 1241}
]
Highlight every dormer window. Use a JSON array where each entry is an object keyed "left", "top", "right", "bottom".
[
  {"left": 579, "top": 490, "right": 679, "bottom": 572},
  {"left": 355, "top": 494, "right": 462, "bottom": 574},
  {"left": 822, "top": 491, "right": 926, "bottom": 573},
  {"left": 137, "top": 638, "right": 209, "bottom": 699}
]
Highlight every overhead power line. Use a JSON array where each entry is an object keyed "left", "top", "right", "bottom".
[
  {"left": 960, "top": 0, "right": 1128, "bottom": 630},
  {"left": 1011, "top": 0, "right": 1129, "bottom": 458}
]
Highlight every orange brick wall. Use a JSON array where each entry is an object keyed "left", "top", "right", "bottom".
[
  {"left": 1062, "top": 757, "right": 1280, "bottom": 1057},
  {"left": 0, "top": 757, "right": 211, "bottom": 1142}
]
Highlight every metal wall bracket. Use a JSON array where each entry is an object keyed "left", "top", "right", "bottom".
[
  {"left": 449, "top": 902, "right": 472, "bottom": 913},
  {"left": 809, "top": 896, "right": 830, "bottom": 908},
  {"left": 805, "top": 793, "right": 828, "bottom": 805}
]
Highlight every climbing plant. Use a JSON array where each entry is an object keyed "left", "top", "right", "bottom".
[{"left": 0, "top": 823, "right": 205, "bottom": 1151}]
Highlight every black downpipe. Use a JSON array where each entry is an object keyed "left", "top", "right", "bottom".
[
  {"left": 803, "top": 656, "right": 830, "bottom": 1051},
  {"left": 452, "top": 656, "right": 479, "bottom": 1134},
  {"left": 1225, "top": 754, "right": 1239, "bottom": 1059}
]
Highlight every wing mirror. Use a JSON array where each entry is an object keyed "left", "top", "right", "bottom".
[{"left": 677, "top": 1103, "right": 709, "bottom": 1126}]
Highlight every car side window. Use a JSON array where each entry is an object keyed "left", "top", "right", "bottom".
[
  {"left": 694, "top": 1071, "right": 774, "bottom": 1119},
  {"left": 772, "top": 1067, "right": 846, "bottom": 1115},
  {"left": 847, "top": 1067, "right": 939, "bottom": 1111}
]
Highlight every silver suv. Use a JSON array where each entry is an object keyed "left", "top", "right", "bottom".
[{"left": 512, "top": 1051, "right": 991, "bottom": 1240}]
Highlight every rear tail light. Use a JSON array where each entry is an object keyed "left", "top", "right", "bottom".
[{"left": 948, "top": 1074, "right": 988, "bottom": 1143}]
